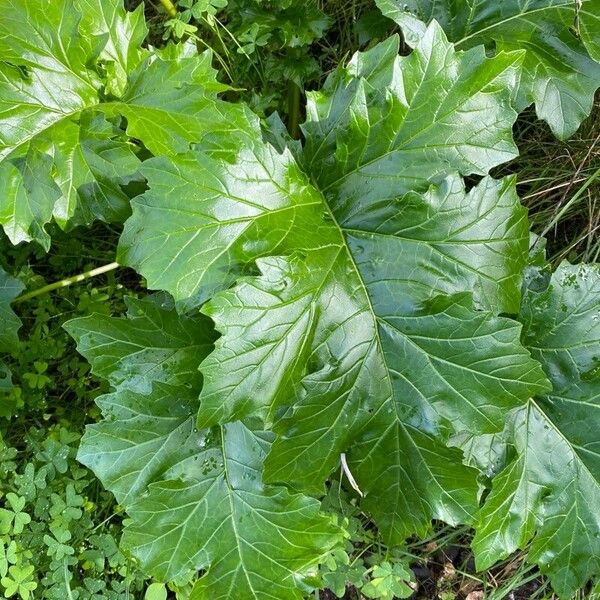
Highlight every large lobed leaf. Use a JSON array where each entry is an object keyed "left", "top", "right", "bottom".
[
  {"left": 0, "top": 0, "right": 237, "bottom": 249},
  {"left": 119, "top": 23, "right": 550, "bottom": 550},
  {"left": 121, "top": 25, "right": 525, "bottom": 312},
  {"left": 375, "top": 0, "right": 600, "bottom": 139},
  {"left": 474, "top": 263, "right": 600, "bottom": 597},
  {"left": 54, "top": 9, "right": 600, "bottom": 598},
  {"left": 67, "top": 298, "right": 343, "bottom": 599},
  {"left": 0, "top": 0, "right": 105, "bottom": 161}
]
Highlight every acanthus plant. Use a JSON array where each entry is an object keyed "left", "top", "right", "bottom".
[{"left": 0, "top": 0, "right": 598, "bottom": 599}]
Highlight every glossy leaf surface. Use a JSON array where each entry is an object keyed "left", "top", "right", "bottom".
[
  {"left": 69, "top": 300, "right": 342, "bottom": 599},
  {"left": 375, "top": 0, "right": 600, "bottom": 138},
  {"left": 0, "top": 0, "right": 231, "bottom": 248},
  {"left": 65, "top": 296, "right": 215, "bottom": 394},
  {"left": 2, "top": 0, "right": 599, "bottom": 596},
  {"left": 34, "top": 6, "right": 599, "bottom": 598},
  {"left": 123, "top": 422, "right": 343, "bottom": 598},
  {"left": 120, "top": 25, "right": 549, "bottom": 547},
  {"left": 121, "top": 25, "right": 525, "bottom": 312},
  {"left": 474, "top": 263, "right": 600, "bottom": 598},
  {"left": 303, "top": 31, "right": 522, "bottom": 202},
  {"left": 50, "top": 115, "right": 142, "bottom": 229}
]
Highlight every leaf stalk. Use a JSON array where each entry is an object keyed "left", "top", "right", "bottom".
[
  {"left": 159, "top": 0, "right": 178, "bottom": 18},
  {"left": 287, "top": 81, "right": 301, "bottom": 140},
  {"left": 14, "top": 262, "right": 120, "bottom": 304}
]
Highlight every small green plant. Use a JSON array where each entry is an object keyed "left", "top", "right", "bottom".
[
  {"left": 159, "top": 0, "right": 333, "bottom": 122},
  {"left": 163, "top": 0, "right": 228, "bottom": 39},
  {"left": 0, "top": 425, "right": 148, "bottom": 599},
  {"left": 0, "top": 228, "right": 153, "bottom": 600},
  {"left": 319, "top": 485, "right": 415, "bottom": 599},
  {"left": 1, "top": 564, "right": 37, "bottom": 600}
]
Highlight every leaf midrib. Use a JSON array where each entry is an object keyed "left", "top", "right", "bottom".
[{"left": 220, "top": 427, "right": 295, "bottom": 598}]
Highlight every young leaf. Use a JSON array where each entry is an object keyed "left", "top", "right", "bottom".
[
  {"left": 375, "top": 0, "right": 600, "bottom": 138},
  {"left": 474, "top": 263, "right": 600, "bottom": 597}
]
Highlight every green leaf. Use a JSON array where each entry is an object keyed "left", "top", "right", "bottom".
[
  {"left": 521, "top": 263, "right": 600, "bottom": 383},
  {"left": 123, "top": 421, "right": 343, "bottom": 599},
  {"left": 64, "top": 296, "right": 216, "bottom": 394},
  {"left": 81, "top": 388, "right": 344, "bottom": 599},
  {"left": 303, "top": 30, "right": 522, "bottom": 203},
  {"left": 120, "top": 25, "right": 524, "bottom": 312},
  {"left": 375, "top": 0, "right": 600, "bottom": 138},
  {"left": 0, "top": 540, "right": 15, "bottom": 578},
  {"left": 0, "top": 144, "right": 62, "bottom": 250},
  {"left": 200, "top": 254, "right": 546, "bottom": 495},
  {"left": 117, "top": 109, "right": 316, "bottom": 311},
  {"left": 450, "top": 430, "right": 508, "bottom": 481},
  {"left": 0, "top": 0, "right": 102, "bottom": 161},
  {"left": 44, "top": 529, "right": 75, "bottom": 561},
  {"left": 0, "top": 493, "right": 31, "bottom": 535},
  {"left": 105, "top": 45, "right": 238, "bottom": 157},
  {"left": 71, "top": 303, "right": 343, "bottom": 598},
  {"left": 361, "top": 561, "right": 413, "bottom": 599},
  {"left": 0, "top": 0, "right": 115, "bottom": 246},
  {"left": 580, "top": 2, "right": 600, "bottom": 61},
  {"left": 49, "top": 114, "right": 141, "bottom": 229},
  {"left": 0, "top": 564, "right": 37, "bottom": 600},
  {"left": 76, "top": 0, "right": 148, "bottom": 97},
  {"left": 120, "top": 26, "right": 549, "bottom": 546},
  {"left": 474, "top": 263, "right": 600, "bottom": 597},
  {"left": 145, "top": 583, "right": 167, "bottom": 600},
  {"left": 0, "top": 267, "right": 23, "bottom": 352},
  {"left": 78, "top": 384, "right": 205, "bottom": 505},
  {"left": 0, "top": 1, "right": 233, "bottom": 247}
]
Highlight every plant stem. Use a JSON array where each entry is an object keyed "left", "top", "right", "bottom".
[
  {"left": 14, "top": 262, "right": 120, "bottom": 304},
  {"left": 287, "top": 81, "right": 301, "bottom": 140},
  {"left": 159, "top": 0, "right": 178, "bottom": 18}
]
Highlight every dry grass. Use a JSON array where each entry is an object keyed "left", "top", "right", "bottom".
[{"left": 495, "top": 100, "right": 600, "bottom": 264}]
